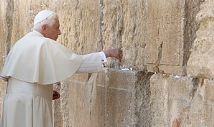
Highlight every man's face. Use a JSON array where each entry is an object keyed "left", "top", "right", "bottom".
[{"left": 43, "top": 18, "right": 61, "bottom": 41}]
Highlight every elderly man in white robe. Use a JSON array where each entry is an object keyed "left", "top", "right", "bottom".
[{"left": 0, "top": 10, "right": 122, "bottom": 127}]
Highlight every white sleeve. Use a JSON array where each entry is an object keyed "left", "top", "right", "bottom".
[
  {"left": 76, "top": 52, "right": 107, "bottom": 73},
  {"left": 98, "top": 52, "right": 107, "bottom": 62}
]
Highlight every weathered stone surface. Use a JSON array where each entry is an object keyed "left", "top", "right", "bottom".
[
  {"left": 144, "top": 0, "right": 201, "bottom": 75},
  {"left": 203, "top": 79, "right": 214, "bottom": 103},
  {"left": 10, "top": 0, "right": 52, "bottom": 46},
  {"left": 133, "top": 71, "right": 153, "bottom": 127},
  {"left": 145, "top": 0, "right": 184, "bottom": 65},
  {"left": 0, "top": 0, "right": 11, "bottom": 120},
  {"left": 105, "top": 70, "right": 137, "bottom": 127},
  {"left": 168, "top": 76, "right": 194, "bottom": 100},
  {"left": 0, "top": 1, "right": 7, "bottom": 69},
  {"left": 167, "top": 77, "right": 196, "bottom": 127},
  {"left": 53, "top": 84, "right": 63, "bottom": 127},
  {"left": 102, "top": 0, "right": 146, "bottom": 69},
  {"left": 107, "top": 69, "right": 136, "bottom": 90},
  {"left": 55, "top": 0, "right": 101, "bottom": 53},
  {"left": 150, "top": 74, "right": 169, "bottom": 127},
  {"left": 0, "top": 80, "right": 6, "bottom": 119},
  {"left": 105, "top": 88, "right": 132, "bottom": 127},
  {"left": 187, "top": 0, "right": 214, "bottom": 78},
  {"left": 101, "top": 0, "right": 201, "bottom": 75},
  {"left": 179, "top": 79, "right": 214, "bottom": 127},
  {"left": 0, "top": 0, "right": 12, "bottom": 56},
  {"left": 60, "top": 73, "right": 105, "bottom": 127},
  {"left": 59, "top": 70, "right": 154, "bottom": 127},
  {"left": 183, "top": 0, "right": 202, "bottom": 67},
  {"left": 150, "top": 74, "right": 214, "bottom": 127}
]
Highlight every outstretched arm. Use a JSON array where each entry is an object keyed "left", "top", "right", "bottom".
[
  {"left": 76, "top": 48, "right": 123, "bottom": 73},
  {"left": 53, "top": 48, "right": 123, "bottom": 100}
]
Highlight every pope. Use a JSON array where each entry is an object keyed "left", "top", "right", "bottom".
[{"left": 0, "top": 10, "right": 122, "bottom": 127}]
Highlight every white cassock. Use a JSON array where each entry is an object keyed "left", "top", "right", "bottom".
[{"left": 0, "top": 30, "right": 106, "bottom": 127}]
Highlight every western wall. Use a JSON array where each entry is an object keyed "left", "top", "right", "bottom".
[{"left": 0, "top": 0, "right": 213, "bottom": 126}]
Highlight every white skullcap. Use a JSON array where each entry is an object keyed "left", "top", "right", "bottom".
[{"left": 34, "top": 10, "right": 56, "bottom": 26}]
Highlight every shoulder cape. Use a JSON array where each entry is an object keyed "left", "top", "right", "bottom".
[{"left": 0, "top": 31, "right": 83, "bottom": 84}]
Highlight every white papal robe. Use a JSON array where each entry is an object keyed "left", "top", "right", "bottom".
[{"left": 0, "top": 31, "right": 106, "bottom": 127}]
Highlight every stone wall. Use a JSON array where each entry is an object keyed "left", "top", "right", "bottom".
[
  {"left": 1, "top": 0, "right": 214, "bottom": 127},
  {"left": 187, "top": 0, "right": 214, "bottom": 78}
]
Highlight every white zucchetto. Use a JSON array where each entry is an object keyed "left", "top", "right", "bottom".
[{"left": 34, "top": 10, "right": 56, "bottom": 26}]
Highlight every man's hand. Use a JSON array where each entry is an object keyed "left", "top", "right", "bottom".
[
  {"left": 172, "top": 119, "right": 180, "bottom": 127},
  {"left": 104, "top": 48, "right": 123, "bottom": 62},
  {"left": 52, "top": 90, "right": 60, "bottom": 100}
]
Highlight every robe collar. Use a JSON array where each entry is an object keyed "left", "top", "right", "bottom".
[{"left": 31, "top": 30, "right": 45, "bottom": 37}]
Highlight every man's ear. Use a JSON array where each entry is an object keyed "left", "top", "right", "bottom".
[
  {"left": 41, "top": 24, "right": 47, "bottom": 31},
  {"left": 41, "top": 24, "right": 48, "bottom": 36}
]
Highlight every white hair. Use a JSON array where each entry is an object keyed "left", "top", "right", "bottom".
[{"left": 33, "top": 14, "right": 58, "bottom": 31}]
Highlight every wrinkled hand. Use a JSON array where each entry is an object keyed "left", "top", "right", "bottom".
[
  {"left": 52, "top": 90, "right": 60, "bottom": 100},
  {"left": 172, "top": 119, "right": 180, "bottom": 127},
  {"left": 104, "top": 48, "right": 123, "bottom": 62}
]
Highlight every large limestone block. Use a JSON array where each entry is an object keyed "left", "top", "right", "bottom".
[
  {"left": 10, "top": 0, "right": 52, "bottom": 46},
  {"left": 183, "top": 0, "right": 202, "bottom": 66},
  {"left": 105, "top": 70, "right": 137, "bottom": 127},
  {"left": 145, "top": 0, "right": 184, "bottom": 65},
  {"left": 145, "top": 0, "right": 201, "bottom": 75},
  {"left": 151, "top": 74, "right": 214, "bottom": 127},
  {"left": 102, "top": 0, "right": 146, "bottom": 69},
  {"left": 180, "top": 79, "right": 214, "bottom": 127},
  {"left": 187, "top": 0, "right": 214, "bottom": 78},
  {"left": 55, "top": 0, "right": 101, "bottom": 53},
  {"left": 0, "top": 80, "right": 6, "bottom": 120},
  {"left": 10, "top": 0, "right": 31, "bottom": 44},
  {"left": 105, "top": 88, "right": 132, "bottom": 127},
  {"left": 60, "top": 73, "right": 105, "bottom": 127},
  {"left": 0, "top": 0, "right": 57, "bottom": 50},
  {"left": 105, "top": 70, "right": 153, "bottom": 127},
  {"left": 145, "top": 0, "right": 188, "bottom": 75},
  {"left": 150, "top": 74, "right": 169, "bottom": 127},
  {"left": 0, "top": 0, "right": 12, "bottom": 120},
  {"left": 0, "top": 0, "right": 13, "bottom": 55},
  {"left": 167, "top": 77, "right": 195, "bottom": 127},
  {"left": 0, "top": 0, "right": 7, "bottom": 68},
  {"left": 203, "top": 79, "right": 214, "bottom": 103},
  {"left": 150, "top": 74, "right": 195, "bottom": 127}
]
